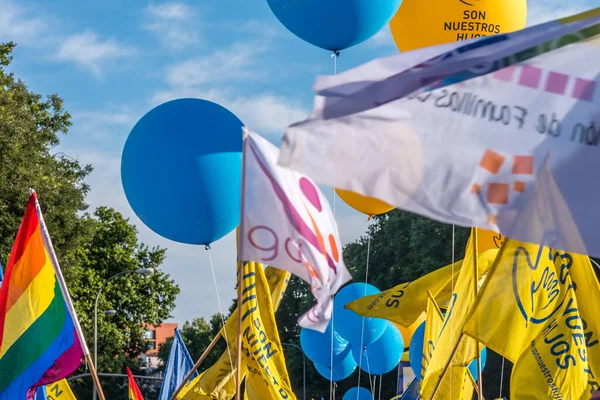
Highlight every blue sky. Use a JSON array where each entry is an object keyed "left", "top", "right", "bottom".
[{"left": 3, "top": 0, "right": 596, "bottom": 325}]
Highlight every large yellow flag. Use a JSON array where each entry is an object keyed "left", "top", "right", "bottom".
[
  {"left": 345, "top": 248, "right": 497, "bottom": 327},
  {"left": 237, "top": 262, "right": 295, "bottom": 399},
  {"left": 178, "top": 265, "right": 290, "bottom": 400},
  {"left": 464, "top": 238, "right": 600, "bottom": 398},
  {"left": 422, "top": 230, "right": 493, "bottom": 389}
]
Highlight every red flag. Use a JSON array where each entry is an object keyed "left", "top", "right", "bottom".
[{"left": 126, "top": 367, "right": 144, "bottom": 400}]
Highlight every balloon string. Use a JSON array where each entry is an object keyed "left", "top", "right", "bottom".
[
  {"left": 207, "top": 248, "right": 234, "bottom": 374},
  {"left": 450, "top": 224, "right": 456, "bottom": 399},
  {"left": 499, "top": 356, "right": 506, "bottom": 397},
  {"left": 356, "top": 218, "right": 372, "bottom": 398},
  {"left": 378, "top": 373, "right": 383, "bottom": 400},
  {"left": 330, "top": 49, "right": 339, "bottom": 400}
]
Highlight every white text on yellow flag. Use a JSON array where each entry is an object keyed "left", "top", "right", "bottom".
[
  {"left": 239, "top": 262, "right": 296, "bottom": 400},
  {"left": 240, "top": 128, "right": 351, "bottom": 332}
]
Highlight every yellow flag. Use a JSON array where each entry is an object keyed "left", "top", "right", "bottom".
[
  {"left": 238, "top": 262, "right": 295, "bottom": 399},
  {"left": 423, "top": 229, "right": 493, "bottom": 389},
  {"left": 477, "top": 228, "right": 504, "bottom": 252},
  {"left": 44, "top": 379, "right": 77, "bottom": 400},
  {"left": 421, "top": 366, "right": 476, "bottom": 400},
  {"left": 464, "top": 238, "right": 600, "bottom": 398},
  {"left": 178, "top": 265, "right": 291, "bottom": 400},
  {"left": 421, "top": 292, "right": 444, "bottom": 380},
  {"left": 345, "top": 248, "right": 497, "bottom": 328}
]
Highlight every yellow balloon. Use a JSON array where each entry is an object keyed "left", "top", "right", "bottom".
[
  {"left": 394, "top": 316, "right": 424, "bottom": 362},
  {"left": 335, "top": 189, "right": 394, "bottom": 217},
  {"left": 390, "top": 0, "right": 527, "bottom": 52}
]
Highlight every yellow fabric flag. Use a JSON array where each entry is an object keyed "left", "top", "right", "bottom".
[
  {"left": 464, "top": 239, "right": 600, "bottom": 398},
  {"left": 477, "top": 228, "right": 504, "bottom": 252},
  {"left": 178, "top": 265, "right": 291, "bottom": 400},
  {"left": 237, "top": 262, "right": 295, "bottom": 400},
  {"left": 345, "top": 248, "right": 497, "bottom": 328},
  {"left": 422, "top": 229, "right": 492, "bottom": 389},
  {"left": 44, "top": 379, "right": 77, "bottom": 400},
  {"left": 421, "top": 292, "right": 444, "bottom": 380}
]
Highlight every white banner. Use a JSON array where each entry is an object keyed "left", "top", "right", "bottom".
[
  {"left": 240, "top": 128, "right": 351, "bottom": 332},
  {"left": 278, "top": 17, "right": 600, "bottom": 257}
]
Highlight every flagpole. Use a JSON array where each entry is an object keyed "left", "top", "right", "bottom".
[
  {"left": 169, "top": 331, "right": 223, "bottom": 400},
  {"left": 235, "top": 128, "right": 250, "bottom": 400},
  {"left": 33, "top": 190, "right": 106, "bottom": 400},
  {"left": 473, "top": 229, "right": 483, "bottom": 400}
]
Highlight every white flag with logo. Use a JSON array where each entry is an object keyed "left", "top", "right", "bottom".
[
  {"left": 239, "top": 128, "right": 351, "bottom": 332},
  {"left": 278, "top": 9, "right": 600, "bottom": 257}
]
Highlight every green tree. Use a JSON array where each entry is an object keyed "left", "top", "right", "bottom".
[
  {"left": 157, "top": 315, "right": 230, "bottom": 375},
  {"left": 0, "top": 43, "right": 180, "bottom": 399},
  {"left": 69, "top": 207, "right": 179, "bottom": 399}
]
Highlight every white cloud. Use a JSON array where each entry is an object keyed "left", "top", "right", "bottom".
[
  {"left": 56, "top": 31, "right": 134, "bottom": 76},
  {"left": 144, "top": 2, "right": 199, "bottom": 51},
  {"left": 70, "top": 109, "right": 139, "bottom": 141},
  {"left": 526, "top": 0, "right": 591, "bottom": 26},
  {"left": 368, "top": 26, "right": 395, "bottom": 48},
  {"left": 152, "top": 87, "right": 307, "bottom": 140},
  {"left": 165, "top": 43, "right": 265, "bottom": 87},
  {"left": 0, "top": 0, "right": 47, "bottom": 45}
]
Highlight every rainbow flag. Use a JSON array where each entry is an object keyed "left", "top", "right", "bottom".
[
  {"left": 0, "top": 192, "right": 84, "bottom": 399},
  {"left": 127, "top": 367, "right": 144, "bottom": 400}
]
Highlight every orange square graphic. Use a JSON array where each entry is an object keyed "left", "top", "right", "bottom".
[
  {"left": 513, "top": 155, "right": 534, "bottom": 175},
  {"left": 480, "top": 150, "right": 505, "bottom": 174},
  {"left": 514, "top": 181, "right": 526, "bottom": 193},
  {"left": 471, "top": 184, "right": 481, "bottom": 194},
  {"left": 487, "top": 183, "right": 509, "bottom": 204}
]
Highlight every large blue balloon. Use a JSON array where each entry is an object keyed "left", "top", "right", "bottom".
[
  {"left": 266, "top": 0, "right": 402, "bottom": 51},
  {"left": 342, "top": 387, "right": 373, "bottom": 400},
  {"left": 121, "top": 98, "right": 243, "bottom": 245},
  {"left": 314, "top": 351, "right": 357, "bottom": 382},
  {"left": 335, "top": 283, "right": 387, "bottom": 346},
  {"left": 352, "top": 323, "right": 404, "bottom": 375},
  {"left": 409, "top": 321, "right": 487, "bottom": 380},
  {"left": 300, "top": 321, "right": 350, "bottom": 366}
]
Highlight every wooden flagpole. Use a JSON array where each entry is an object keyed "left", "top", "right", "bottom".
[{"left": 33, "top": 190, "right": 106, "bottom": 400}]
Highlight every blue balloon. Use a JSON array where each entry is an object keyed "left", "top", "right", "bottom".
[
  {"left": 300, "top": 321, "right": 351, "bottom": 366},
  {"left": 334, "top": 283, "right": 387, "bottom": 346},
  {"left": 409, "top": 322, "right": 425, "bottom": 379},
  {"left": 352, "top": 323, "right": 404, "bottom": 375},
  {"left": 342, "top": 387, "right": 373, "bottom": 400},
  {"left": 121, "top": 98, "right": 243, "bottom": 245},
  {"left": 409, "top": 321, "right": 487, "bottom": 380},
  {"left": 314, "top": 351, "right": 357, "bottom": 382},
  {"left": 266, "top": 0, "right": 402, "bottom": 51}
]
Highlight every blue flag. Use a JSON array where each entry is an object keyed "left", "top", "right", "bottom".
[
  {"left": 399, "top": 379, "right": 421, "bottom": 400},
  {"left": 158, "top": 328, "right": 197, "bottom": 400}
]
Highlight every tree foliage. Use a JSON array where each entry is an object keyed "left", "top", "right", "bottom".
[{"left": 0, "top": 43, "right": 179, "bottom": 399}]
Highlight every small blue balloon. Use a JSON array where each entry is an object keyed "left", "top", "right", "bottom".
[
  {"left": 342, "top": 387, "right": 373, "bottom": 400},
  {"left": 300, "top": 321, "right": 351, "bottom": 366},
  {"left": 266, "top": 0, "right": 402, "bottom": 51},
  {"left": 352, "top": 323, "right": 404, "bottom": 375},
  {"left": 409, "top": 322, "right": 425, "bottom": 379},
  {"left": 409, "top": 321, "right": 487, "bottom": 380},
  {"left": 314, "top": 351, "right": 357, "bottom": 382},
  {"left": 121, "top": 98, "right": 243, "bottom": 245},
  {"left": 335, "top": 283, "right": 387, "bottom": 346}
]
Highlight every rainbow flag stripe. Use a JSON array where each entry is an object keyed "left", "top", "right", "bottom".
[
  {"left": 0, "top": 193, "right": 83, "bottom": 399},
  {"left": 127, "top": 367, "right": 144, "bottom": 400}
]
